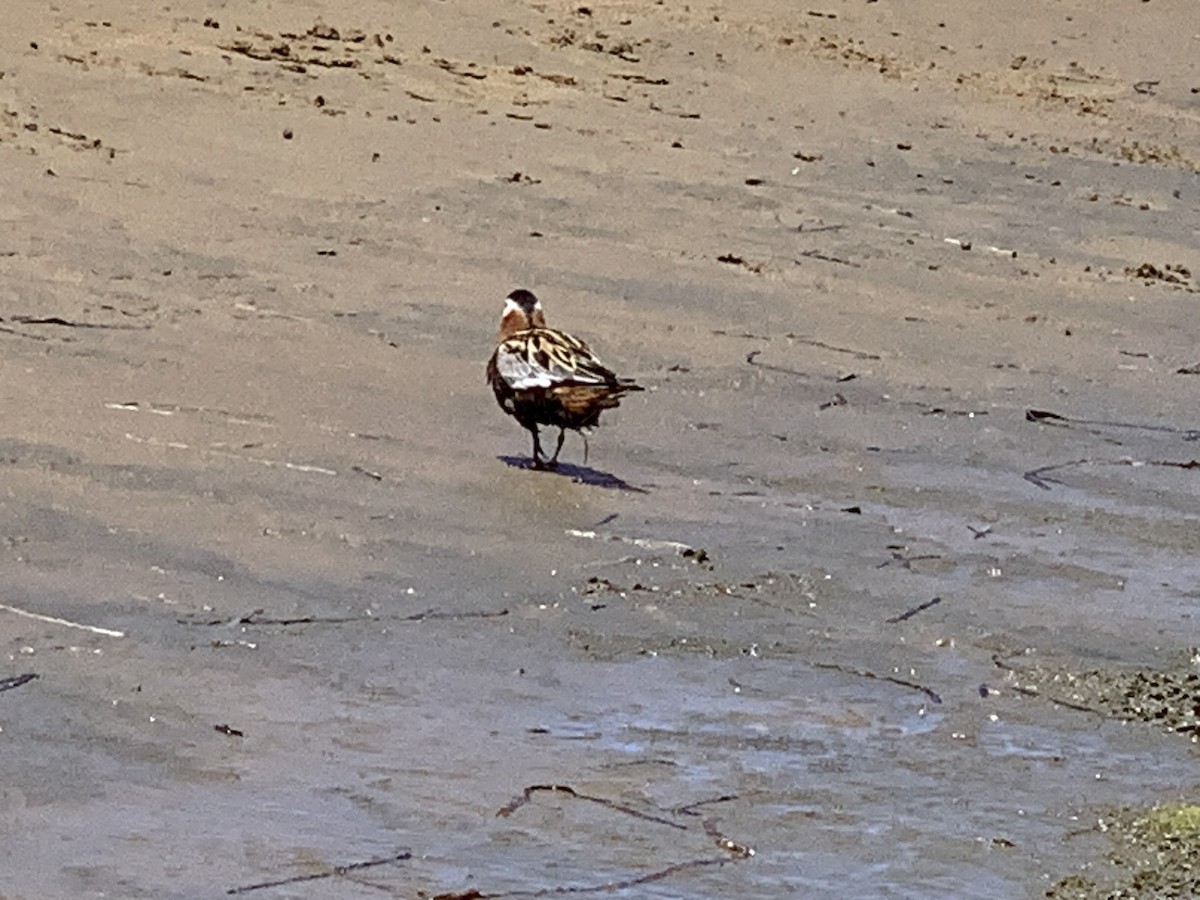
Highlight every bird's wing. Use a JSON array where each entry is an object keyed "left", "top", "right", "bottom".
[{"left": 494, "top": 329, "right": 616, "bottom": 390}]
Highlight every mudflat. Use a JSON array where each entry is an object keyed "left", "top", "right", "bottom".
[{"left": 1, "top": 2, "right": 1198, "bottom": 897}]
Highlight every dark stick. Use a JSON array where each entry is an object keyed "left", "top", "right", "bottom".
[
  {"left": 6, "top": 315, "right": 146, "bottom": 330},
  {"left": 886, "top": 596, "right": 942, "bottom": 624},
  {"left": 1007, "top": 684, "right": 1101, "bottom": 714},
  {"left": 711, "top": 329, "right": 771, "bottom": 341},
  {"left": 432, "top": 857, "right": 732, "bottom": 899},
  {"left": 795, "top": 250, "right": 860, "bottom": 268},
  {"left": 497, "top": 784, "right": 687, "bottom": 830},
  {"left": 813, "top": 661, "right": 943, "bottom": 704},
  {"left": 745, "top": 349, "right": 811, "bottom": 379},
  {"left": 179, "top": 608, "right": 509, "bottom": 627},
  {"left": 0, "top": 672, "right": 39, "bottom": 693},
  {"left": 674, "top": 795, "right": 738, "bottom": 816},
  {"left": 876, "top": 551, "right": 942, "bottom": 570},
  {"left": 226, "top": 850, "right": 411, "bottom": 895},
  {"left": 414, "top": 786, "right": 755, "bottom": 900},
  {"left": 1025, "top": 408, "right": 1200, "bottom": 441},
  {"left": 785, "top": 336, "right": 881, "bottom": 360},
  {"left": 1024, "top": 456, "right": 1200, "bottom": 490},
  {"left": 0, "top": 324, "right": 53, "bottom": 341},
  {"left": 403, "top": 608, "right": 511, "bottom": 622},
  {"left": 1023, "top": 459, "right": 1089, "bottom": 490}
]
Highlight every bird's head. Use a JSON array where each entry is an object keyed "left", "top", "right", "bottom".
[{"left": 498, "top": 288, "right": 547, "bottom": 338}]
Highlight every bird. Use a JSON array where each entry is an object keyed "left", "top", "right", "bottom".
[{"left": 486, "top": 288, "right": 643, "bottom": 469}]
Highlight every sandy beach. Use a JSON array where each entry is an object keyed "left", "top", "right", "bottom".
[{"left": 2, "top": 1, "right": 1199, "bottom": 896}]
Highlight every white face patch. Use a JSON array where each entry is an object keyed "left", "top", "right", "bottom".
[{"left": 503, "top": 295, "right": 543, "bottom": 317}]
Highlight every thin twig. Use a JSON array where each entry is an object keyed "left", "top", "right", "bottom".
[
  {"left": 497, "top": 784, "right": 686, "bottom": 830},
  {"left": 226, "top": 850, "right": 411, "bottom": 895},
  {"left": 886, "top": 596, "right": 942, "bottom": 624},
  {"left": 1023, "top": 459, "right": 1089, "bottom": 490},
  {"left": 673, "top": 795, "right": 738, "bottom": 817},
  {"left": 785, "top": 336, "right": 881, "bottom": 360},
  {"left": 1025, "top": 408, "right": 1200, "bottom": 441},
  {"left": 813, "top": 661, "right": 943, "bottom": 705},
  {"left": 795, "top": 249, "right": 860, "bottom": 268},
  {"left": 432, "top": 858, "right": 732, "bottom": 899},
  {"left": 179, "top": 607, "right": 509, "bottom": 627},
  {"left": 876, "top": 551, "right": 942, "bottom": 570},
  {"left": 711, "top": 329, "right": 771, "bottom": 341},
  {"left": 0, "top": 324, "right": 55, "bottom": 341},
  {"left": 4, "top": 315, "right": 148, "bottom": 331},
  {"left": 1024, "top": 457, "right": 1200, "bottom": 490},
  {"left": 745, "top": 349, "right": 811, "bottom": 378},
  {"left": 1007, "top": 684, "right": 1101, "bottom": 715},
  {"left": 0, "top": 673, "right": 39, "bottom": 693},
  {"left": 456, "top": 783, "right": 753, "bottom": 899}
]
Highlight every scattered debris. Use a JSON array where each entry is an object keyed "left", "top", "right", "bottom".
[
  {"left": 1123, "top": 262, "right": 1197, "bottom": 290},
  {"left": 997, "top": 652, "right": 1200, "bottom": 740},
  {"left": 434, "top": 57, "right": 487, "bottom": 80}
]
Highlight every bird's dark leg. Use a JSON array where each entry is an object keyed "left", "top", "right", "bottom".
[
  {"left": 549, "top": 428, "right": 566, "bottom": 466},
  {"left": 527, "top": 425, "right": 546, "bottom": 469},
  {"left": 582, "top": 432, "right": 590, "bottom": 465}
]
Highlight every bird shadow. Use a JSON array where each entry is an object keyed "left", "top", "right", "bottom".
[{"left": 498, "top": 456, "right": 650, "bottom": 493}]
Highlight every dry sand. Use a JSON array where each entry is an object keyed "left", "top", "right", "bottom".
[{"left": 1, "top": 1, "right": 1199, "bottom": 897}]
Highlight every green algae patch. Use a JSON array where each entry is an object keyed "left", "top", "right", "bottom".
[
  {"left": 1138, "top": 804, "right": 1200, "bottom": 838},
  {"left": 1047, "top": 803, "right": 1200, "bottom": 898}
]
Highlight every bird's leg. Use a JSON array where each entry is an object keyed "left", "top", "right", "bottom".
[
  {"left": 549, "top": 428, "right": 566, "bottom": 466},
  {"left": 582, "top": 432, "right": 590, "bottom": 465},
  {"left": 528, "top": 425, "right": 546, "bottom": 469}
]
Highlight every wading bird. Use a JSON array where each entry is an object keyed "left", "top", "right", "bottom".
[{"left": 486, "top": 289, "right": 643, "bottom": 469}]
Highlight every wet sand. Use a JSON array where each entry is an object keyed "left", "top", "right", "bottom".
[{"left": 1, "top": 1, "right": 1198, "bottom": 897}]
